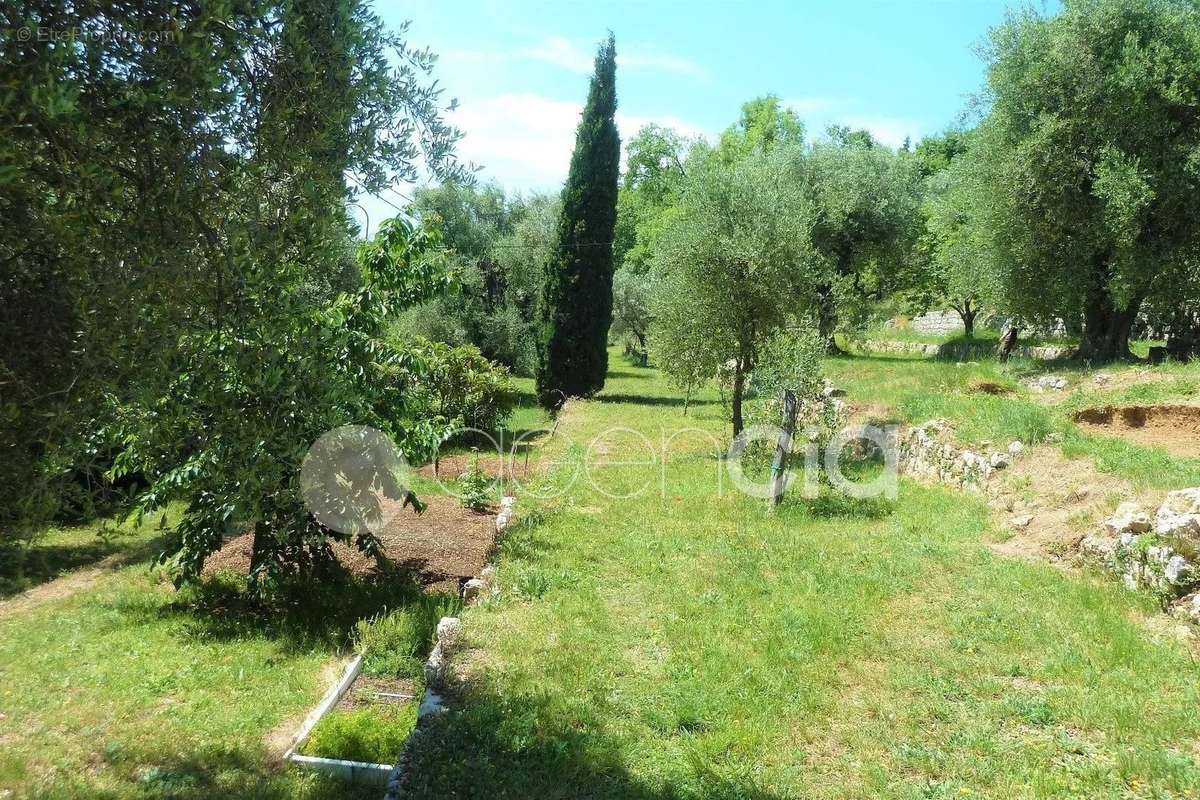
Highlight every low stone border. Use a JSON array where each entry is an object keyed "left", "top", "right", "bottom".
[
  {"left": 859, "top": 338, "right": 1072, "bottom": 361},
  {"left": 1080, "top": 491, "right": 1200, "bottom": 610},
  {"left": 897, "top": 418, "right": 1022, "bottom": 492},
  {"left": 383, "top": 494, "right": 516, "bottom": 799}
]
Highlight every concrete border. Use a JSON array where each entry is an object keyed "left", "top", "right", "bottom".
[
  {"left": 289, "top": 754, "right": 394, "bottom": 786},
  {"left": 283, "top": 654, "right": 404, "bottom": 788},
  {"left": 283, "top": 655, "right": 363, "bottom": 761}
]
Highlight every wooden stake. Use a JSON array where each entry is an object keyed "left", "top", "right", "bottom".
[{"left": 770, "top": 389, "right": 798, "bottom": 508}]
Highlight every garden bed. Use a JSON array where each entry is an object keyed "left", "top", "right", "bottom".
[
  {"left": 284, "top": 592, "right": 462, "bottom": 787},
  {"left": 203, "top": 493, "right": 498, "bottom": 593},
  {"left": 298, "top": 673, "right": 420, "bottom": 765}
]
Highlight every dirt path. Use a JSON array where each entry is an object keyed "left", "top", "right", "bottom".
[{"left": 0, "top": 552, "right": 133, "bottom": 619}]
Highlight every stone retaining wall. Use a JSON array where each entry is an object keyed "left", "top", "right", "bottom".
[
  {"left": 896, "top": 419, "right": 1020, "bottom": 492},
  {"left": 861, "top": 339, "right": 1072, "bottom": 361}
]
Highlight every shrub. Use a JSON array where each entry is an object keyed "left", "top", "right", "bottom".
[
  {"left": 458, "top": 453, "right": 493, "bottom": 511},
  {"left": 403, "top": 338, "right": 515, "bottom": 434}
]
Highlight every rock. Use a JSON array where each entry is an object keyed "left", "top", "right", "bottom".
[
  {"left": 1008, "top": 440, "right": 1024, "bottom": 456},
  {"left": 821, "top": 379, "right": 846, "bottom": 398},
  {"left": 1103, "top": 501, "right": 1152, "bottom": 535},
  {"left": 1093, "top": 372, "right": 1113, "bottom": 386},
  {"left": 1156, "top": 488, "right": 1200, "bottom": 539},
  {"left": 1009, "top": 514, "right": 1034, "bottom": 529},
  {"left": 495, "top": 496, "right": 516, "bottom": 532},
  {"left": 990, "top": 452, "right": 1012, "bottom": 469},
  {"left": 424, "top": 648, "right": 450, "bottom": 688},
  {"left": 1030, "top": 375, "right": 1068, "bottom": 392},
  {"left": 436, "top": 616, "right": 463, "bottom": 653},
  {"left": 1165, "top": 554, "right": 1191, "bottom": 584},
  {"left": 418, "top": 689, "right": 447, "bottom": 718},
  {"left": 462, "top": 578, "right": 487, "bottom": 603},
  {"left": 1080, "top": 534, "right": 1117, "bottom": 560},
  {"left": 1172, "top": 592, "right": 1200, "bottom": 624}
]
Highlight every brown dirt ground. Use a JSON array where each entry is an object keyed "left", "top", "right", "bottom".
[
  {"left": 966, "top": 378, "right": 1014, "bottom": 396},
  {"left": 1074, "top": 404, "right": 1200, "bottom": 459},
  {"left": 337, "top": 674, "right": 418, "bottom": 711},
  {"left": 985, "top": 445, "right": 1163, "bottom": 563},
  {"left": 203, "top": 493, "right": 500, "bottom": 593},
  {"left": 416, "top": 452, "right": 544, "bottom": 484}
]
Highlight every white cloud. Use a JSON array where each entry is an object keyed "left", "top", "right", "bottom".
[
  {"left": 525, "top": 36, "right": 593, "bottom": 73},
  {"left": 783, "top": 97, "right": 922, "bottom": 149},
  {"left": 445, "top": 92, "right": 711, "bottom": 190},
  {"left": 525, "top": 36, "right": 709, "bottom": 80},
  {"left": 618, "top": 51, "right": 710, "bottom": 81}
]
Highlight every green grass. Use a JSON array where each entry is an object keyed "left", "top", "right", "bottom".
[
  {"left": 0, "top": 545, "right": 442, "bottom": 798},
  {"left": 300, "top": 705, "right": 417, "bottom": 764},
  {"left": 7, "top": 350, "right": 1200, "bottom": 799},
  {"left": 394, "top": 350, "right": 1200, "bottom": 799},
  {"left": 0, "top": 509, "right": 173, "bottom": 599}
]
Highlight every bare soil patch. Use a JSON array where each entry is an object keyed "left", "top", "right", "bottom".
[
  {"left": 416, "top": 452, "right": 542, "bottom": 484},
  {"left": 985, "top": 445, "right": 1163, "bottom": 563},
  {"left": 966, "top": 378, "right": 1014, "bottom": 396},
  {"left": 336, "top": 674, "right": 418, "bottom": 710},
  {"left": 1074, "top": 404, "right": 1200, "bottom": 458},
  {"left": 203, "top": 493, "right": 500, "bottom": 593}
]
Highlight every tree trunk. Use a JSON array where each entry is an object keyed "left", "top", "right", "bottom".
[
  {"left": 957, "top": 302, "right": 976, "bottom": 339},
  {"left": 731, "top": 360, "right": 745, "bottom": 438},
  {"left": 1078, "top": 296, "right": 1138, "bottom": 362},
  {"left": 997, "top": 325, "right": 1019, "bottom": 363},
  {"left": 815, "top": 283, "right": 842, "bottom": 354},
  {"left": 249, "top": 521, "right": 272, "bottom": 583},
  {"left": 769, "top": 389, "right": 798, "bottom": 508},
  {"left": 1076, "top": 256, "right": 1139, "bottom": 362},
  {"left": 1166, "top": 308, "right": 1199, "bottom": 363}
]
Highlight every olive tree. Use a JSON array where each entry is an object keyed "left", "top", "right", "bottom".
[
  {"left": 650, "top": 146, "right": 817, "bottom": 436},
  {"left": 806, "top": 129, "right": 923, "bottom": 351},
  {"left": 966, "top": 0, "right": 1200, "bottom": 360}
]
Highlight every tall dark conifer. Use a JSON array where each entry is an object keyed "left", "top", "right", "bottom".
[{"left": 536, "top": 33, "right": 619, "bottom": 408}]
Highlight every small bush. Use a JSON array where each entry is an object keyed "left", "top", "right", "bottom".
[
  {"left": 458, "top": 453, "right": 492, "bottom": 511},
  {"left": 301, "top": 705, "right": 416, "bottom": 764},
  {"left": 353, "top": 593, "right": 461, "bottom": 678},
  {"left": 406, "top": 337, "right": 516, "bottom": 432}
]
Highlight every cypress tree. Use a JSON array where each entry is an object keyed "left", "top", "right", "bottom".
[{"left": 536, "top": 34, "right": 620, "bottom": 409}]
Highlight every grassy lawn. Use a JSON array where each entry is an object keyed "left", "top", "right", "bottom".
[
  {"left": 0, "top": 543, "right": 442, "bottom": 799},
  {"left": 6, "top": 351, "right": 1200, "bottom": 799},
  {"left": 397, "top": 350, "right": 1200, "bottom": 799},
  {"left": 0, "top": 385, "right": 550, "bottom": 799}
]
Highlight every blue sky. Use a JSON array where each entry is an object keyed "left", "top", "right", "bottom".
[{"left": 357, "top": 0, "right": 1053, "bottom": 227}]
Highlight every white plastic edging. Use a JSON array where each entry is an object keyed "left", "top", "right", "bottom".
[
  {"left": 288, "top": 754, "right": 394, "bottom": 786},
  {"left": 283, "top": 654, "right": 363, "bottom": 760}
]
